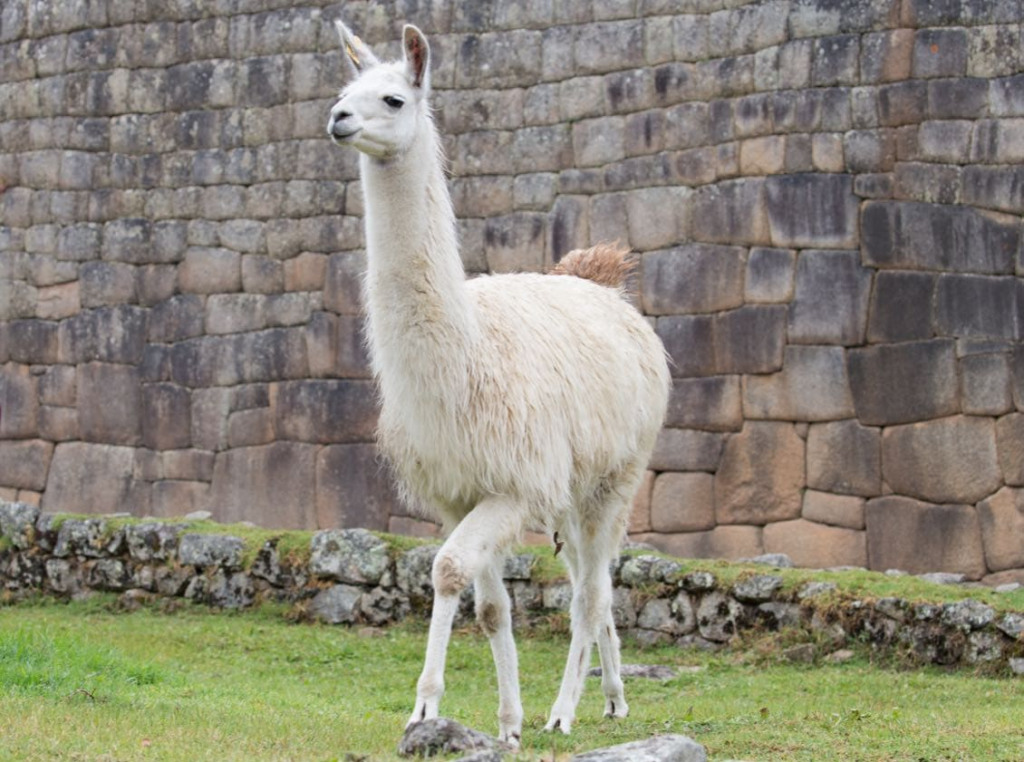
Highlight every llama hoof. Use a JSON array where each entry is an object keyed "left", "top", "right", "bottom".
[
  {"left": 543, "top": 713, "right": 573, "bottom": 735},
  {"left": 407, "top": 698, "right": 439, "bottom": 728},
  {"left": 499, "top": 728, "right": 522, "bottom": 748},
  {"left": 603, "top": 697, "right": 629, "bottom": 719}
]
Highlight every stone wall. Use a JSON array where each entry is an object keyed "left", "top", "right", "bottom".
[
  {"left": 1, "top": 0, "right": 1023, "bottom": 581},
  {"left": 1, "top": 503, "right": 1022, "bottom": 674}
]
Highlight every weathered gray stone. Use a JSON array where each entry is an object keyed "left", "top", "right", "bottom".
[
  {"left": 696, "top": 591, "right": 744, "bottom": 642},
  {"left": 641, "top": 244, "right": 746, "bottom": 316},
  {"left": 310, "top": 583, "right": 363, "bottom": 625},
  {"left": 59, "top": 306, "right": 148, "bottom": 365},
  {"left": 53, "top": 518, "right": 111, "bottom": 559},
  {"left": 847, "top": 340, "right": 959, "bottom": 426},
  {"left": 398, "top": 718, "right": 510, "bottom": 759},
  {"left": 961, "top": 354, "right": 1014, "bottom": 416},
  {"left": 665, "top": 376, "right": 742, "bottom": 432},
  {"left": 763, "top": 519, "right": 867, "bottom": 569},
  {"left": 765, "top": 173, "right": 858, "bottom": 249},
  {"left": 807, "top": 420, "right": 882, "bottom": 497},
  {"left": 141, "top": 383, "right": 191, "bottom": 451},
  {"left": 395, "top": 544, "right": 439, "bottom": 602},
  {"left": 745, "top": 247, "right": 795, "bottom": 303},
  {"left": 732, "top": 574, "right": 783, "bottom": 603},
  {"left": 316, "top": 444, "right": 398, "bottom": 532},
  {"left": 42, "top": 442, "right": 142, "bottom": 517},
  {"left": 866, "top": 270, "right": 937, "bottom": 343},
  {"left": 881, "top": 416, "right": 1001, "bottom": 505},
  {"left": 865, "top": 497, "right": 987, "bottom": 579},
  {"left": 207, "top": 442, "right": 317, "bottom": 529},
  {"left": 274, "top": 380, "right": 377, "bottom": 444},
  {"left": 571, "top": 734, "right": 706, "bottom": 762},
  {"left": 0, "top": 501, "right": 40, "bottom": 549},
  {"left": 124, "top": 522, "right": 183, "bottom": 562},
  {"left": 715, "top": 422, "right": 804, "bottom": 525},
  {"left": 178, "top": 533, "right": 244, "bottom": 569},
  {"left": 86, "top": 558, "right": 129, "bottom": 591},
  {"left": 309, "top": 528, "right": 390, "bottom": 586},
  {"left": 941, "top": 599, "right": 995, "bottom": 632},
  {"left": 802, "top": 490, "right": 866, "bottom": 530},
  {"left": 977, "top": 488, "right": 1024, "bottom": 572},
  {"left": 788, "top": 250, "right": 872, "bottom": 344},
  {"left": 0, "top": 440, "right": 54, "bottom": 492},
  {"left": 77, "top": 362, "right": 142, "bottom": 446},
  {"left": 935, "top": 274, "right": 1022, "bottom": 341},
  {"left": 745, "top": 345, "right": 854, "bottom": 421},
  {"left": 690, "top": 179, "right": 769, "bottom": 246},
  {"left": 862, "top": 201, "right": 1018, "bottom": 274},
  {"left": 649, "top": 429, "right": 723, "bottom": 472},
  {"left": 650, "top": 472, "right": 715, "bottom": 533}
]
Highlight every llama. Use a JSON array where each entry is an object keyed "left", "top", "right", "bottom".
[{"left": 326, "top": 21, "right": 670, "bottom": 745}]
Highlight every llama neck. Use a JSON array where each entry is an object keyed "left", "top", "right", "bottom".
[{"left": 360, "top": 116, "right": 476, "bottom": 403}]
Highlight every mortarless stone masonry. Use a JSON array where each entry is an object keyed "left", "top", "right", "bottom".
[{"left": 1, "top": 0, "right": 1023, "bottom": 583}]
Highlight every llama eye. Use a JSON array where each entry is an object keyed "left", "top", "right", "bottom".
[{"left": 382, "top": 95, "right": 405, "bottom": 110}]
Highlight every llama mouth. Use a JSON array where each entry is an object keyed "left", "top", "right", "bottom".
[{"left": 328, "top": 124, "right": 361, "bottom": 143}]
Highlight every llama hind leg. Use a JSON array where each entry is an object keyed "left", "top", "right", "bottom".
[
  {"left": 597, "top": 606, "right": 628, "bottom": 718},
  {"left": 544, "top": 538, "right": 610, "bottom": 734},
  {"left": 475, "top": 562, "right": 523, "bottom": 745},
  {"left": 408, "top": 497, "right": 523, "bottom": 731}
]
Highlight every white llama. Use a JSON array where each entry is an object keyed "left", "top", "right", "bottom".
[{"left": 326, "top": 21, "right": 670, "bottom": 745}]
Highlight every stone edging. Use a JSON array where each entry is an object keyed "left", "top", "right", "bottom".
[{"left": 1, "top": 502, "right": 1021, "bottom": 676}]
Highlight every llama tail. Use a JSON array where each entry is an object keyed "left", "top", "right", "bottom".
[{"left": 548, "top": 241, "right": 636, "bottom": 288}]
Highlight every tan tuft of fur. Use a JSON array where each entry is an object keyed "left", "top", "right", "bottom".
[{"left": 548, "top": 241, "right": 636, "bottom": 288}]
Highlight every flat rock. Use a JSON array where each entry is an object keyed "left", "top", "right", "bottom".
[
  {"left": 0, "top": 501, "right": 40, "bottom": 549},
  {"left": 398, "top": 718, "right": 510, "bottom": 758},
  {"left": 309, "top": 528, "right": 390, "bottom": 585},
  {"left": 571, "top": 734, "right": 707, "bottom": 761},
  {"left": 177, "top": 533, "right": 244, "bottom": 569},
  {"left": 587, "top": 664, "right": 679, "bottom": 680}
]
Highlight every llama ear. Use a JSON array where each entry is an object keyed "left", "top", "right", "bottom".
[
  {"left": 402, "top": 24, "right": 430, "bottom": 91},
  {"left": 334, "top": 19, "right": 379, "bottom": 75}
]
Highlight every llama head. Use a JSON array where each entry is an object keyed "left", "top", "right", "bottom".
[{"left": 327, "top": 20, "right": 431, "bottom": 160}]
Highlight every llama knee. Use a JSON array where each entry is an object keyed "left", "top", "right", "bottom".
[
  {"left": 432, "top": 551, "right": 470, "bottom": 597},
  {"left": 476, "top": 598, "right": 511, "bottom": 637}
]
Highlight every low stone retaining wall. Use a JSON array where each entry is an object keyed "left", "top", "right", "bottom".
[{"left": 2, "top": 501, "right": 1021, "bottom": 675}]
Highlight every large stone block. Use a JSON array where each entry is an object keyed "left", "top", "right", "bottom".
[
  {"left": 649, "top": 428, "right": 724, "bottom": 472},
  {"left": 77, "top": 362, "right": 142, "bottom": 446},
  {"left": 715, "top": 305, "right": 787, "bottom": 375},
  {"left": 715, "top": 422, "right": 805, "bottom": 525},
  {"left": 935, "top": 274, "right": 1022, "bottom": 341},
  {"left": 977, "top": 487, "right": 1024, "bottom": 572},
  {"left": 323, "top": 252, "right": 366, "bottom": 315},
  {"left": 745, "top": 345, "right": 855, "bottom": 421},
  {"left": 656, "top": 315, "right": 715, "bottom": 377},
  {"left": 865, "top": 497, "right": 986, "bottom": 579},
  {"left": 995, "top": 413, "right": 1024, "bottom": 485},
  {"left": 802, "top": 490, "right": 866, "bottom": 530},
  {"left": 882, "top": 416, "right": 1001, "bottom": 505},
  {"left": 641, "top": 525, "right": 763, "bottom": 561},
  {"left": 689, "top": 179, "right": 769, "bottom": 246},
  {"left": 7, "top": 320, "right": 60, "bottom": 364},
  {"left": 665, "top": 376, "right": 742, "bottom": 432},
  {"left": 642, "top": 244, "right": 746, "bottom": 316},
  {"left": 0, "top": 363, "right": 39, "bottom": 438},
  {"left": 274, "top": 380, "right": 378, "bottom": 444},
  {"left": 170, "top": 329, "right": 308, "bottom": 387},
  {"left": 961, "top": 353, "right": 1013, "bottom": 416},
  {"left": 862, "top": 201, "right": 1018, "bottom": 274},
  {"left": 142, "top": 383, "right": 191, "bottom": 451},
  {"left": 207, "top": 442, "right": 318, "bottom": 529},
  {"left": 847, "top": 339, "right": 959, "bottom": 425},
  {"left": 866, "top": 270, "right": 936, "bottom": 343},
  {"left": 42, "top": 441, "right": 143, "bottom": 516},
  {"left": 807, "top": 419, "right": 881, "bottom": 497},
  {"left": 0, "top": 439, "right": 54, "bottom": 491},
  {"left": 765, "top": 173, "right": 858, "bottom": 249},
  {"left": 305, "top": 312, "right": 371, "bottom": 379},
  {"left": 763, "top": 519, "right": 867, "bottom": 568},
  {"left": 745, "top": 247, "right": 795, "bottom": 304},
  {"left": 788, "top": 250, "right": 871, "bottom": 344},
  {"left": 650, "top": 472, "right": 715, "bottom": 533},
  {"left": 148, "top": 295, "right": 205, "bottom": 344},
  {"left": 179, "top": 247, "right": 242, "bottom": 294},
  {"left": 59, "top": 306, "right": 148, "bottom": 364},
  {"left": 961, "top": 165, "right": 1024, "bottom": 215},
  {"left": 316, "top": 443, "right": 400, "bottom": 531}
]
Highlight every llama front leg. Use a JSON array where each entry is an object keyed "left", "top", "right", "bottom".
[
  {"left": 408, "top": 497, "right": 524, "bottom": 731},
  {"left": 475, "top": 562, "right": 523, "bottom": 745}
]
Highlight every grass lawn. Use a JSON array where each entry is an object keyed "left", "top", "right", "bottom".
[{"left": 0, "top": 597, "right": 1021, "bottom": 761}]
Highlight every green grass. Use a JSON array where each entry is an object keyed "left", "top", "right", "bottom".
[{"left": 0, "top": 597, "right": 1021, "bottom": 761}]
